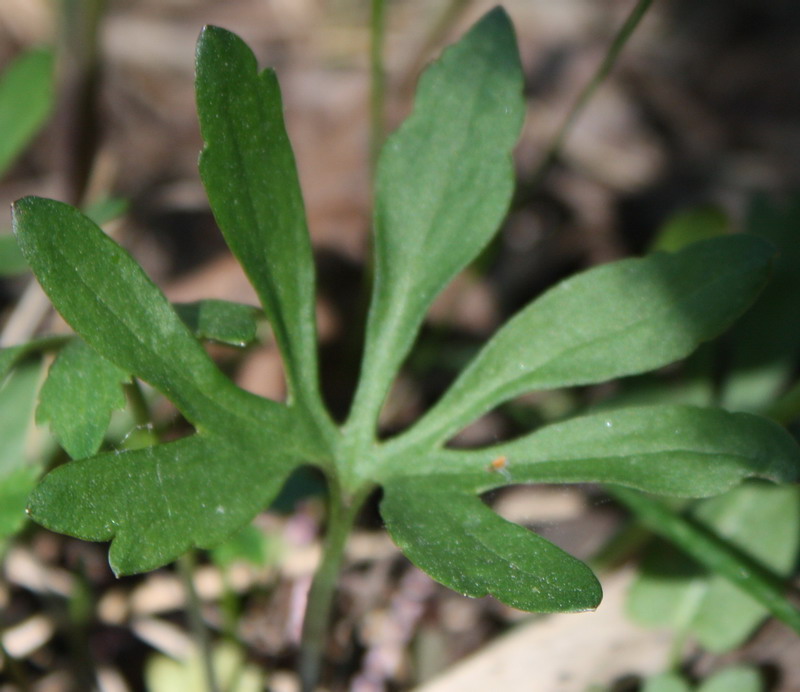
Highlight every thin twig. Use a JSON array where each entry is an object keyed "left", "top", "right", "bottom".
[
  {"left": 178, "top": 552, "right": 221, "bottom": 692},
  {"left": 525, "top": 0, "right": 656, "bottom": 194}
]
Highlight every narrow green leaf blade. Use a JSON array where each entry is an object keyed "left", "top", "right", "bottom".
[
  {"left": 382, "top": 405, "right": 800, "bottom": 496},
  {"left": 408, "top": 236, "right": 774, "bottom": 446},
  {"left": 12, "top": 197, "right": 252, "bottom": 430},
  {"left": 349, "top": 8, "right": 525, "bottom": 432},
  {"left": 196, "top": 26, "right": 319, "bottom": 407},
  {"left": 613, "top": 486, "right": 800, "bottom": 638},
  {"left": 27, "top": 433, "right": 299, "bottom": 575},
  {"left": 174, "top": 300, "right": 260, "bottom": 347},
  {"left": 37, "top": 339, "right": 130, "bottom": 459},
  {"left": 0, "top": 48, "right": 54, "bottom": 174},
  {"left": 380, "top": 477, "right": 601, "bottom": 612}
]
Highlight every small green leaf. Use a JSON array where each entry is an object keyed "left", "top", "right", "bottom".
[
  {"left": 0, "top": 48, "right": 54, "bottom": 175},
  {"left": 698, "top": 666, "right": 762, "bottom": 692},
  {"left": 84, "top": 196, "right": 129, "bottom": 226},
  {"left": 210, "top": 523, "right": 277, "bottom": 568},
  {"left": 37, "top": 339, "right": 130, "bottom": 459},
  {"left": 380, "top": 476, "right": 601, "bottom": 612},
  {"left": 174, "top": 300, "right": 260, "bottom": 347},
  {"left": 405, "top": 236, "right": 774, "bottom": 447},
  {"left": 12, "top": 197, "right": 268, "bottom": 432},
  {"left": 348, "top": 7, "right": 525, "bottom": 435},
  {"left": 649, "top": 205, "right": 729, "bottom": 253},
  {"left": 382, "top": 406, "right": 800, "bottom": 495},
  {"left": 28, "top": 432, "right": 300, "bottom": 575},
  {"left": 196, "top": 26, "right": 321, "bottom": 412},
  {"left": 628, "top": 483, "right": 800, "bottom": 652},
  {"left": 642, "top": 673, "right": 692, "bottom": 692}
]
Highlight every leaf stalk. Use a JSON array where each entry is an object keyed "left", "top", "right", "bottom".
[{"left": 299, "top": 481, "right": 370, "bottom": 692}]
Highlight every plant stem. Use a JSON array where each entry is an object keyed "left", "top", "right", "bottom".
[
  {"left": 369, "top": 0, "right": 388, "bottom": 175},
  {"left": 524, "top": 0, "right": 655, "bottom": 193},
  {"left": 611, "top": 486, "right": 800, "bottom": 636},
  {"left": 178, "top": 552, "right": 221, "bottom": 692},
  {"left": 57, "top": 0, "right": 107, "bottom": 206},
  {"left": 299, "top": 484, "right": 368, "bottom": 692}
]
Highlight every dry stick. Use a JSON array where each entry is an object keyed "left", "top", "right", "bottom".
[{"left": 524, "top": 0, "right": 656, "bottom": 195}]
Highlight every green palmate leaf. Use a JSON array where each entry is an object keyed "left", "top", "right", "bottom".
[
  {"left": 613, "top": 486, "right": 800, "bottom": 637},
  {"left": 628, "top": 483, "right": 800, "bottom": 652},
  {"left": 28, "top": 432, "right": 300, "bottom": 575},
  {"left": 14, "top": 196, "right": 328, "bottom": 574},
  {"left": 196, "top": 26, "right": 322, "bottom": 415},
  {"left": 721, "top": 195, "right": 800, "bottom": 412},
  {"left": 174, "top": 300, "right": 261, "bottom": 347},
  {"left": 402, "top": 235, "right": 774, "bottom": 448},
  {"left": 11, "top": 197, "right": 275, "bottom": 433},
  {"left": 380, "top": 476, "right": 602, "bottom": 612},
  {"left": 0, "top": 47, "right": 54, "bottom": 175},
  {"left": 347, "top": 8, "right": 525, "bottom": 436},
  {"left": 37, "top": 338, "right": 130, "bottom": 459}
]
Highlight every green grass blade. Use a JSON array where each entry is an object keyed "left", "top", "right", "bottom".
[
  {"left": 628, "top": 483, "right": 800, "bottom": 653},
  {"left": 612, "top": 486, "right": 800, "bottom": 637}
]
